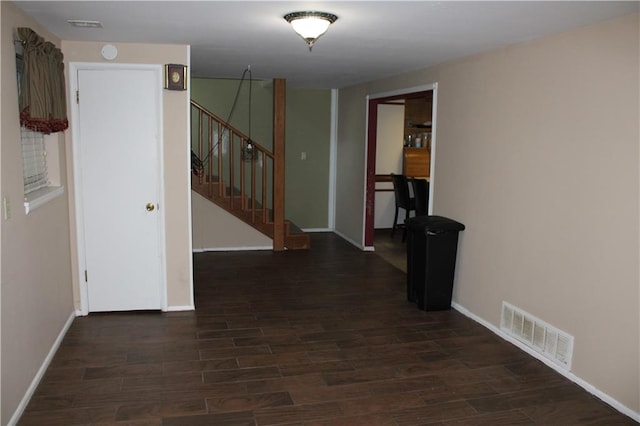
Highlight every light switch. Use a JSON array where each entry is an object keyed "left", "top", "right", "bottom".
[{"left": 301, "top": 152, "right": 307, "bottom": 160}]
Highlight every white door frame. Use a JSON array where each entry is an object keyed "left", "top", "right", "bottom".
[
  {"left": 69, "top": 62, "right": 167, "bottom": 315},
  {"left": 363, "top": 82, "right": 438, "bottom": 249}
]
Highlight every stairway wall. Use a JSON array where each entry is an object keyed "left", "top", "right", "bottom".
[{"left": 191, "top": 191, "right": 273, "bottom": 251}]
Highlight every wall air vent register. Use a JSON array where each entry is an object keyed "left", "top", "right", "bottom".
[{"left": 500, "top": 301, "right": 574, "bottom": 370}]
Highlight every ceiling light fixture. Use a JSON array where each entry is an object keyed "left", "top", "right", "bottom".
[{"left": 284, "top": 11, "right": 338, "bottom": 51}]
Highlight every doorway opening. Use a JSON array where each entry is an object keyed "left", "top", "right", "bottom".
[{"left": 364, "top": 83, "right": 438, "bottom": 252}]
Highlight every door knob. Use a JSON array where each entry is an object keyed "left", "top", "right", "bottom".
[{"left": 146, "top": 203, "right": 155, "bottom": 212}]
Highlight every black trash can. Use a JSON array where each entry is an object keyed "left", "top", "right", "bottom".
[{"left": 406, "top": 215, "right": 465, "bottom": 311}]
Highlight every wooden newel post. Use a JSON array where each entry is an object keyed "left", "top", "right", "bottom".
[{"left": 273, "top": 78, "right": 286, "bottom": 251}]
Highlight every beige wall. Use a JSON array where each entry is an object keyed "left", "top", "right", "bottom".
[
  {"left": 1, "top": 3, "right": 75, "bottom": 423},
  {"left": 192, "top": 192, "right": 273, "bottom": 250},
  {"left": 62, "top": 41, "right": 193, "bottom": 308},
  {"left": 337, "top": 13, "right": 639, "bottom": 415},
  {"left": 336, "top": 83, "right": 369, "bottom": 245}
]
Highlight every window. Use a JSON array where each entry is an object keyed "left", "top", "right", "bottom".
[
  {"left": 16, "top": 39, "right": 63, "bottom": 214},
  {"left": 20, "top": 128, "right": 64, "bottom": 214},
  {"left": 21, "top": 127, "right": 48, "bottom": 194}
]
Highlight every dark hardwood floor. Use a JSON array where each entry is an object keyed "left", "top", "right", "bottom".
[{"left": 19, "top": 233, "right": 636, "bottom": 425}]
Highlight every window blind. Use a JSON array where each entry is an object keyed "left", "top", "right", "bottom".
[{"left": 21, "top": 127, "right": 48, "bottom": 194}]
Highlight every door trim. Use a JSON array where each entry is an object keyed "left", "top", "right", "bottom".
[
  {"left": 69, "top": 62, "right": 167, "bottom": 315},
  {"left": 363, "top": 83, "right": 438, "bottom": 249}
]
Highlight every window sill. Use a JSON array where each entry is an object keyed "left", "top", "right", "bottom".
[{"left": 24, "top": 186, "right": 65, "bottom": 215}]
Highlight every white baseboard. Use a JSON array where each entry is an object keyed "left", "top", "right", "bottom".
[
  {"left": 451, "top": 302, "right": 640, "bottom": 423},
  {"left": 8, "top": 311, "right": 76, "bottom": 426},
  {"left": 192, "top": 246, "right": 272, "bottom": 252},
  {"left": 301, "top": 227, "right": 332, "bottom": 232},
  {"left": 166, "top": 305, "right": 195, "bottom": 312}
]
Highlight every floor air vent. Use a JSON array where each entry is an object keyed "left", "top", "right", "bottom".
[{"left": 500, "top": 301, "right": 573, "bottom": 370}]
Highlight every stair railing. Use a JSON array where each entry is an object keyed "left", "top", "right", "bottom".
[{"left": 191, "top": 99, "right": 278, "bottom": 234}]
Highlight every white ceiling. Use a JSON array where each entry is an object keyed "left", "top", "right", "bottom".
[{"left": 13, "top": 1, "right": 639, "bottom": 88}]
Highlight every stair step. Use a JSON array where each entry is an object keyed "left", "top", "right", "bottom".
[{"left": 284, "top": 233, "right": 311, "bottom": 250}]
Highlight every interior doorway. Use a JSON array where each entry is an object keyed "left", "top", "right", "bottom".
[{"left": 364, "top": 83, "right": 438, "bottom": 250}]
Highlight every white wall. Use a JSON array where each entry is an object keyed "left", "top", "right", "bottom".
[
  {"left": 336, "top": 13, "right": 639, "bottom": 417},
  {"left": 374, "top": 104, "right": 404, "bottom": 229}
]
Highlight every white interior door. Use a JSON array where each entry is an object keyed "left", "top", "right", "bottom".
[{"left": 75, "top": 66, "right": 164, "bottom": 312}]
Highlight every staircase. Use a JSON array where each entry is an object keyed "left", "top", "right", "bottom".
[{"left": 190, "top": 82, "right": 310, "bottom": 250}]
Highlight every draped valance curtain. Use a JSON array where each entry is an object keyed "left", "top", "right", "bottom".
[{"left": 17, "top": 27, "right": 68, "bottom": 134}]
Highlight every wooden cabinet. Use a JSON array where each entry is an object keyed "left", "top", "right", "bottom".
[
  {"left": 404, "top": 96, "right": 433, "bottom": 146},
  {"left": 392, "top": 92, "right": 432, "bottom": 179},
  {"left": 403, "top": 147, "right": 430, "bottom": 178}
]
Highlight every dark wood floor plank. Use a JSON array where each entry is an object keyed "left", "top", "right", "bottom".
[
  {"left": 390, "top": 400, "right": 479, "bottom": 425},
  {"left": 162, "top": 358, "right": 239, "bottom": 374},
  {"left": 72, "top": 389, "right": 162, "bottom": 408},
  {"left": 307, "top": 413, "right": 397, "bottom": 425},
  {"left": 236, "top": 352, "right": 310, "bottom": 368},
  {"left": 161, "top": 384, "right": 249, "bottom": 402},
  {"left": 34, "top": 376, "right": 123, "bottom": 397},
  {"left": 161, "top": 410, "right": 255, "bottom": 426},
  {"left": 254, "top": 401, "right": 342, "bottom": 425},
  {"left": 199, "top": 344, "right": 272, "bottom": 360},
  {"left": 366, "top": 375, "right": 447, "bottom": 395},
  {"left": 337, "top": 392, "right": 427, "bottom": 417},
  {"left": 203, "top": 366, "right": 282, "bottom": 384},
  {"left": 279, "top": 360, "right": 354, "bottom": 377},
  {"left": 120, "top": 372, "right": 204, "bottom": 392},
  {"left": 18, "top": 232, "right": 635, "bottom": 425},
  {"left": 39, "top": 366, "right": 85, "bottom": 384},
  {"left": 288, "top": 382, "right": 373, "bottom": 405},
  {"left": 115, "top": 398, "right": 206, "bottom": 421},
  {"left": 244, "top": 374, "right": 327, "bottom": 396},
  {"left": 197, "top": 327, "right": 263, "bottom": 340},
  {"left": 20, "top": 395, "right": 75, "bottom": 412},
  {"left": 17, "top": 405, "right": 116, "bottom": 425},
  {"left": 321, "top": 365, "right": 399, "bottom": 386},
  {"left": 466, "top": 383, "right": 589, "bottom": 413},
  {"left": 207, "top": 391, "right": 294, "bottom": 413},
  {"left": 417, "top": 382, "right": 498, "bottom": 405},
  {"left": 520, "top": 397, "right": 639, "bottom": 425},
  {"left": 435, "top": 409, "right": 535, "bottom": 425},
  {"left": 83, "top": 362, "right": 163, "bottom": 380}
]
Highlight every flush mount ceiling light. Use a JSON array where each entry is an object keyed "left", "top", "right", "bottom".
[{"left": 284, "top": 11, "right": 338, "bottom": 51}]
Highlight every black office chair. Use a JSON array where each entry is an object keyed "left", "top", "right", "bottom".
[
  {"left": 390, "top": 173, "right": 415, "bottom": 241},
  {"left": 411, "top": 178, "right": 429, "bottom": 216}
]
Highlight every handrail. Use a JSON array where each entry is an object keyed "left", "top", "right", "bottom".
[{"left": 190, "top": 98, "right": 282, "bottom": 244}]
